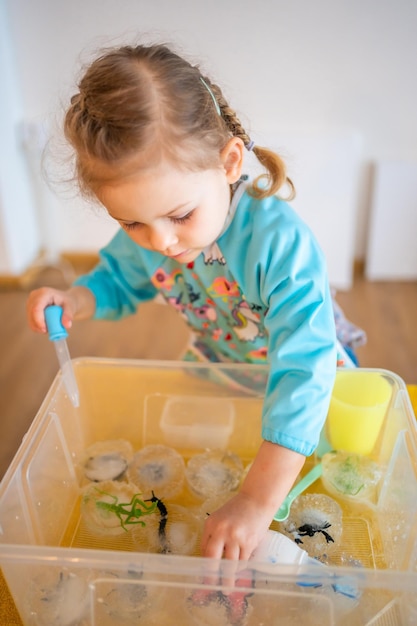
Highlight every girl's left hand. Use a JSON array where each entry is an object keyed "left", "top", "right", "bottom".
[
  {"left": 200, "top": 441, "right": 306, "bottom": 561},
  {"left": 200, "top": 491, "right": 271, "bottom": 561}
]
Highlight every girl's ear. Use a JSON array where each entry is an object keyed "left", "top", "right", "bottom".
[{"left": 221, "top": 137, "right": 245, "bottom": 184}]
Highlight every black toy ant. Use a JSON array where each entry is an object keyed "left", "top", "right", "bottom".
[{"left": 145, "top": 491, "right": 169, "bottom": 553}]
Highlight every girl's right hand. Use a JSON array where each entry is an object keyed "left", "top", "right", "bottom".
[
  {"left": 26, "top": 287, "right": 77, "bottom": 334},
  {"left": 26, "top": 285, "right": 96, "bottom": 334}
]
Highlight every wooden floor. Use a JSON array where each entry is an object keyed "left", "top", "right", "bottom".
[{"left": 1, "top": 264, "right": 416, "bottom": 479}]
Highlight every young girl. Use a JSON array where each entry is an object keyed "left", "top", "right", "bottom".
[{"left": 27, "top": 43, "right": 337, "bottom": 561}]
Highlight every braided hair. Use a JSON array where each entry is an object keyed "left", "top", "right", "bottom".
[{"left": 64, "top": 43, "right": 294, "bottom": 200}]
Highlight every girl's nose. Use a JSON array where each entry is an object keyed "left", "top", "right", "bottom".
[{"left": 147, "top": 223, "right": 178, "bottom": 252}]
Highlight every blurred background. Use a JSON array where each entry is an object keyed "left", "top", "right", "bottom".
[{"left": 1, "top": 0, "right": 416, "bottom": 478}]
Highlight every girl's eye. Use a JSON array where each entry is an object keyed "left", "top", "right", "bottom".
[
  {"left": 122, "top": 222, "right": 141, "bottom": 231},
  {"left": 121, "top": 210, "right": 194, "bottom": 231},
  {"left": 171, "top": 211, "right": 193, "bottom": 225}
]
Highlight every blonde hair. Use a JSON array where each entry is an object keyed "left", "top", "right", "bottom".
[{"left": 64, "top": 43, "right": 294, "bottom": 200}]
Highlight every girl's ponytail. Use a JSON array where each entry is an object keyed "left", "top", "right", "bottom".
[
  {"left": 250, "top": 145, "right": 295, "bottom": 200},
  {"left": 211, "top": 80, "right": 295, "bottom": 200}
]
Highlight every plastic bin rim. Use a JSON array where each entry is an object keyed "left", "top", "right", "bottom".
[
  {"left": 0, "top": 543, "right": 417, "bottom": 592},
  {"left": 69, "top": 357, "right": 406, "bottom": 380}
]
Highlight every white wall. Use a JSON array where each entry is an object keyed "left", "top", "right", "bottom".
[
  {"left": 0, "top": 0, "right": 40, "bottom": 274},
  {"left": 366, "top": 161, "right": 417, "bottom": 280},
  {"left": 2, "top": 0, "right": 417, "bottom": 284}
]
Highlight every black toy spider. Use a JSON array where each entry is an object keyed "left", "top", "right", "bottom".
[{"left": 293, "top": 521, "right": 334, "bottom": 545}]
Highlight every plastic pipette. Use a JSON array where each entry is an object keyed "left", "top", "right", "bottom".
[{"left": 44, "top": 305, "right": 80, "bottom": 408}]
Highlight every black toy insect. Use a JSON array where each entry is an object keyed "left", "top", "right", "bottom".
[
  {"left": 293, "top": 521, "right": 334, "bottom": 545},
  {"left": 146, "top": 491, "right": 170, "bottom": 553}
]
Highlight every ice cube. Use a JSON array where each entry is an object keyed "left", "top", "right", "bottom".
[
  {"left": 132, "top": 502, "right": 201, "bottom": 555},
  {"left": 27, "top": 569, "right": 89, "bottom": 626},
  {"left": 98, "top": 572, "right": 148, "bottom": 624},
  {"left": 185, "top": 451, "right": 243, "bottom": 500},
  {"left": 321, "top": 451, "right": 382, "bottom": 503},
  {"left": 279, "top": 493, "right": 343, "bottom": 561},
  {"left": 81, "top": 480, "right": 156, "bottom": 536},
  {"left": 81, "top": 439, "right": 133, "bottom": 482},
  {"left": 186, "top": 585, "right": 252, "bottom": 626},
  {"left": 127, "top": 445, "right": 185, "bottom": 499}
]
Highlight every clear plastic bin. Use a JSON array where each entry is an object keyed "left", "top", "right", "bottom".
[
  {"left": 160, "top": 395, "right": 235, "bottom": 449},
  {"left": 0, "top": 359, "right": 416, "bottom": 625}
]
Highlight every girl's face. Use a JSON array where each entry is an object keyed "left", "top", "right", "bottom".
[{"left": 96, "top": 139, "right": 244, "bottom": 264}]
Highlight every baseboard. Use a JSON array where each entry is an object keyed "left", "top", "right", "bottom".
[
  {"left": 353, "top": 258, "right": 365, "bottom": 277},
  {"left": 0, "top": 274, "right": 23, "bottom": 289},
  {"left": 0, "top": 251, "right": 99, "bottom": 290},
  {"left": 0, "top": 259, "right": 45, "bottom": 290}
]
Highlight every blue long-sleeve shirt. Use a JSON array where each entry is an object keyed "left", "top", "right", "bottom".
[{"left": 75, "top": 182, "right": 337, "bottom": 456}]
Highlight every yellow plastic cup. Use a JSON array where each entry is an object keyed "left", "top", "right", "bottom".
[{"left": 326, "top": 371, "right": 393, "bottom": 455}]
